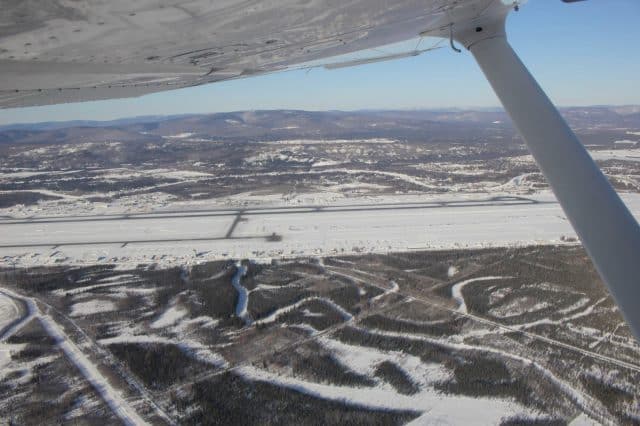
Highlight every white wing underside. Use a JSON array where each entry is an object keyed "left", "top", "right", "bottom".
[{"left": 0, "top": 0, "right": 513, "bottom": 109}]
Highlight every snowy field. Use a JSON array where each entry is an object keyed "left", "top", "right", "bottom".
[
  {"left": 590, "top": 149, "right": 640, "bottom": 163},
  {"left": 2, "top": 191, "right": 640, "bottom": 268}
]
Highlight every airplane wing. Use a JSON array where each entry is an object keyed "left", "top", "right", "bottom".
[{"left": 0, "top": 0, "right": 511, "bottom": 109}]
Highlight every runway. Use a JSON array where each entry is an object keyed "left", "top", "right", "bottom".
[{"left": 2, "top": 193, "right": 639, "bottom": 266}]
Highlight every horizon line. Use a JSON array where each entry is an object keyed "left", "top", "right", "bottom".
[{"left": 2, "top": 104, "right": 639, "bottom": 128}]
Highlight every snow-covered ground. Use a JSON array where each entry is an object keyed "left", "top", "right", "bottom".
[
  {"left": 0, "top": 288, "right": 148, "bottom": 425},
  {"left": 239, "top": 362, "right": 535, "bottom": 425},
  {"left": 0, "top": 293, "right": 21, "bottom": 336},
  {"left": 451, "top": 276, "right": 512, "bottom": 314},
  {"left": 590, "top": 148, "right": 640, "bottom": 163},
  {"left": 2, "top": 242, "right": 635, "bottom": 423},
  {"left": 253, "top": 296, "right": 353, "bottom": 326},
  {"left": 69, "top": 299, "right": 117, "bottom": 317},
  {"left": 2, "top": 191, "right": 640, "bottom": 268},
  {"left": 151, "top": 303, "right": 188, "bottom": 329},
  {"left": 260, "top": 138, "right": 396, "bottom": 145},
  {"left": 0, "top": 293, "right": 24, "bottom": 374}
]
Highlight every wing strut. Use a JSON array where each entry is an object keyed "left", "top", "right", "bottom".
[{"left": 466, "top": 27, "right": 640, "bottom": 340}]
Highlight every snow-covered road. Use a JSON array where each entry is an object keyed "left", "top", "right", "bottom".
[
  {"left": 0, "top": 291, "right": 27, "bottom": 373},
  {"left": 0, "top": 292, "right": 23, "bottom": 338},
  {"left": 451, "top": 276, "right": 512, "bottom": 314},
  {"left": 0, "top": 288, "right": 149, "bottom": 426}
]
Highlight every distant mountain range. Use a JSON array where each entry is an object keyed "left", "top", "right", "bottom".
[
  {"left": 0, "top": 114, "right": 195, "bottom": 132},
  {"left": 0, "top": 107, "right": 638, "bottom": 147}
]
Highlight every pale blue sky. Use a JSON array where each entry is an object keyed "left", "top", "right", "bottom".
[{"left": 1, "top": 0, "right": 638, "bottom": 125}]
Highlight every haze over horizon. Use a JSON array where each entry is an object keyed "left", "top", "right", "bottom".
[{"left": 2, "top": 105, "right": 640, "bottom": 132}]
